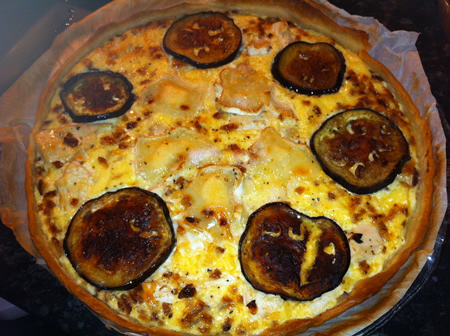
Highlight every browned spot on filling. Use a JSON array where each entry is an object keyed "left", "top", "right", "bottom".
[
  {"left": 126, "top": 121, "right": 138, "bottom": 130},
  {"left": 49, "top": 223, "right": 60, "bottom": 235},
  {"left": 220, "top": 123, "right": 239, "bottom": 132},
  {"left": 178, "top": 284, "right": 197, "bottom": 299},
  {"left": 44, "top": 190, "right": 57, "bottom": 198},
  {"left": 98, "top": 156, "right": 108, "bottom": 168},
  {"left": 295, "top": 186, "right": 305, "bottom": 195},
  {"left": 209, "top": 268, "right": 222, "bottom": 279},
  {"left": 129, "top": 284, "right": 144, "bottom": 304},
  {"left": 193, "top": 119, "right": 205, "bottom": 132},
  {"left": 246, "top": 300, "right": 258, "bottom": 315},
  {"left": 100, "top": 135, "right": 116, "bottom": 145},
  {"left": 358, "top": 260, "right": 370, "bottom": 274},
  {"left": 313, "top": 105, "right": 321, "bottom": 116},
  {"left": 202, "top": 208, "right": 215, "bottom": 217},
  {"left": 43, "top": 199, "right": 56, "bottom": 216},
  {"left": 63, "top": 132, "right": 79, "bottom": 147},
  {"left": 185, "top": 216, "right": 199, "bottom": 224},
  {"left": 52, "top": 104, "right": 64, "bottom": 113},
  {"left": 227, "top": 143, "right": 242, "bottom": 153},
  {"left": 162, "top": 302, "right": 173, "bottom": 316},
  {"left": 222, "top": 317, "right": 232, "bottom": 331},
  {"left": 52, "top": 161, "right": 64, "bottom": 169},
  {"left": 118, "top": 294, "right": 133, "bottom": 314},
  {"left": 180, "top": 300, "right": 212, "bottom": 327},
  {"left": 181, "top": 195, "right": 192, "bottom": 208},
  {"left": 35, "top": 166, "right": 45, "bottom": 176},
  {"left": 350, "top": 233, "right": 363, "bottom": 244},
  {"left": 213, "top": 111, "right": 226, "bottom": 119}
]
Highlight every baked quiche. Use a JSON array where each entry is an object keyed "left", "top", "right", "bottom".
[{"left": 26, "top": 0, "right": 434, "bottom": 335}]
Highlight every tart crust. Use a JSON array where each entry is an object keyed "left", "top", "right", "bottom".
[{"left": 26, "top": 1, "right": 435, "bottom": 335}]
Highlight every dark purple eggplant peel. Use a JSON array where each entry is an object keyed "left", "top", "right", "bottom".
[
  {"left": 239, "top": 202, "right": 350, "bottom": 301},
  {"left": 272, "top": 41, "right": 346, "bottom": 96},
  {"left": 60, "top": 71, "right": 135, "bottom": 123},
  {"left": 163, "top": 11, "right": 242, "bottom": 69},
  {"left": 310, "top": 108, "right": 410, "bottom": 194},
  {"left": 64, "top": 187, "right": 175, "bottom": 290}
]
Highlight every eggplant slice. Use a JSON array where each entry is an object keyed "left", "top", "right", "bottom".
[
  {"left": 163, "top": 12, "right": 242, "bottom": 68},
  {"left": 64, "top": 187, "right": 175, "bottom": 290},
  {"left": 310, "top": 108, "right": 410, "bottom": 194},
  {"left": 272, "top": 41, "right": 345, "bottom": 96},
  {"left": 239, "top": 202, "right": 350, "bottom": 301},
  {"left": 60, "top": 71, "right": 135, "bottom": 123}
]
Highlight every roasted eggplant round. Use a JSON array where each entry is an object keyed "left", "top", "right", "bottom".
[
  {"left": 310, "top": 108, "right": 410, "bottom": 194},
  {"left": 63, "top": 187, "right": 175, "bottom": 290},
  {"left": 60, "top": 71, "right": 135, "bottom": 123},
  {"left": 271, "top": 41, "right": 345, "bottom": 96},
  {"left": 239, "top": 202, "right": 350, "bottom": 301},
  {"left": 163, "top": 12, "right": 242, "bottom": 68}
]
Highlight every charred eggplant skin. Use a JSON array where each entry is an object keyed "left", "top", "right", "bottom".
[
  {"left": 63, "top": 187, "right": 175, "bottom": 290},
  {"left": 271, "top": 41, "right": 346, "bottom": 96},
  {"left": 163, "top": 12, "right": 242, "bottom": 69},
  {"left": 310, "top": 108, "right": 410, "bottom": 194},
  {"left": 239, "top": 202, "right": 350, "bottom": 301},
  {"left": 60, "top": 71, "right": 135, "bottom": 123}
]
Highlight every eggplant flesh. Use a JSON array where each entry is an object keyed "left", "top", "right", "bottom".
[
  {"left": 64, "top": 187, "right": 175, "bottom": 290},
  {"left": 272, "top": 41, "right": 345, "bottom": 96},
  {"left": 310, "top": 108, "right": 410, "bottom": 194},
  {"left": 60, "top": 71, "right": 135, "bottom": 123},
  {"left": 239, "top": 202, "right": 350, "bottom": 301},
  {"left": 163, "top": 12, "right": 242, "bottom": 68}
]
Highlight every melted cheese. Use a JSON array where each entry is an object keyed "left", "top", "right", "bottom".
[
  {"left": 142, "top": 77, "right": 204, "bottom": 119},
  {"left": 180, "top": 165, "right": 242, "bottom": 227},
  {"left": 32, "top": 13, "right": 419, "bottom": 336},
  {"left": 35, "top": 124, "right": 101, "bottom": 163},
  {"left": 217, "top": 63, "right": 273, "bottom": 114},
  {"left": 136, "top": 128, "right": 220, "bottom": 187},
  {"left": 243, "top": 127, "right": 322, "bottom": 212}
]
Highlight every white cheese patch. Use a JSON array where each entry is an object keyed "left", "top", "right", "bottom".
[
  {"left": 136, "top": 128, "right": 220, "bottom": 188},
  {"left": 348, "top": 224, "right": 384, "bottom": 262},
  {"left": 242, "top": 127, "right": 322, "bottom": 212},
  {"left": 35, "top": 124, "right": 102, "bottom": 163}
]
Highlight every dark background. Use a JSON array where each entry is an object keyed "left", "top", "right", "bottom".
[{"left": 0, "top": 1, "right": 448, "bottom": 335}]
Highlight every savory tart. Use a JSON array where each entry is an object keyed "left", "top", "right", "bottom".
[{"left": 26, "top": 0, "right": 434, "bottom": 335}]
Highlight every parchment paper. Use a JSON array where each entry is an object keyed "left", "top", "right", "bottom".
[{"left": 0, "top": 0, "right": 447, "bottom": 335}]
